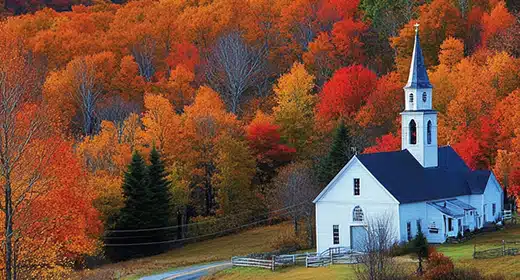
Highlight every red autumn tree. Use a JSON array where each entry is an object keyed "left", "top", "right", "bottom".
[
  {"left": 246, "top": 111, "right": 296, "bottom": 186},
  {"left": 481, "top": 1, "right": 515, "bottom": 47},
  {"left": 316, "top": 65, "right": 377, "bottom": 125},
  {"left": 364, "top": 132, "right": 401, "bottom": 154},
  {"left": 356, "top": 72, "right": 403, "bottom": 133}
]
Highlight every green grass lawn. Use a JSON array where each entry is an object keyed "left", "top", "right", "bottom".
[
  {"left": 435, "top": 224, "right": 520, "bottom": 278},
  {"left": 210, "top": 224, "right": 520, "bottom": 280},
  {"left": 437, "top": 223, "right": 520, "bottom": 260},
  {"left": 70, "top": 222, "right": 292, "bottom": 280}
]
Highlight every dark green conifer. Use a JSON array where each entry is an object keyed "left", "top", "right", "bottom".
[
  {"left": 317, "top": 121, "right": 355, "bottom": 187},
  {"left": 105, "top": 151, "right": 151, "bottom": 261},
  {"left": 147, "top": 146, "right": 173, "bottom": 254}
]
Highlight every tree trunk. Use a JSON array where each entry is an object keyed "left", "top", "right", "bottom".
[
  {"left": 4, "top": 178, "right": 13, "bottom": 280},
  {"left": 417, "top": 255, "right": 423, "bottom": 275},
  {"left": 293, "top": 215, "right": 298, "bottom": 236},
  {"left": 306, "top": 213, "right": 314, "bottom": 248},
  {"left": 176, "top": 211, "right": 183, "bottom": 240}
]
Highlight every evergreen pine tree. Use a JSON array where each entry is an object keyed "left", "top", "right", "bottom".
[
  {"left": 411, "top": 223, "right": 429, "bottom": 275},
  {"left": 317, "top": 121, "right": 355, "bottom": 187},
  {"left": 105, "top": 151, "right": 152, "bottom": 261},
  {"left": 147, "top": 146, "right": 173, "bottom": 254}
]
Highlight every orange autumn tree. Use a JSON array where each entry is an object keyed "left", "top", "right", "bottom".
[
  {"left": 10, "top": 139, "right": 101, "bottom": 279},
  {"left": 391, "top": 0, "right": 464, "bottom": 78},
  {"left": 182, "top": 86, "right": 242, "bottom": 216},
  {"left": 481, "top": 1, "right": 515, "bottom": 47},
  {"left": 141, "top": 93, "right": 183, "bottom": 160},
  {"left": 0, "top": 36, "right": 100, "bottom": 279}
]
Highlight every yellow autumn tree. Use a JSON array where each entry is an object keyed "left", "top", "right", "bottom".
[
  {"left": 273, "top": 62, "right": 316, "bottom": 157},
  {"left": 213, "top": 133, "right": 257, "bottom": 216}
]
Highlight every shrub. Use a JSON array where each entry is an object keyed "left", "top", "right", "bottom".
[
  {"left": 390, "top": 241, "right": 410, "bottom": 256},
  {"left": 451, "top": 267, "right": 506, "bottom": 280},
  {"left": 423, "top": 252, "right": 454, "bottom": 280},
  {"left": 269, "top": 227, "right": 309, "bottom": 253}
]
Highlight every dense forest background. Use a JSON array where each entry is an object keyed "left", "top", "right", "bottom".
[{"left": 2, "top": 0, "right": 520, "bottom": 277}]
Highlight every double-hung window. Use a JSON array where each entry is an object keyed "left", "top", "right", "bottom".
[
  {"left": 333, "top": 225, "right": 340, "bottom": 245},
  {"left": 354, "top": 178, "right": 360, "bottom": 196}
]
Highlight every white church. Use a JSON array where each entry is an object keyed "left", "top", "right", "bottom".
[{"left": 313, "top": 27, "right": 504, "bottom": 253}]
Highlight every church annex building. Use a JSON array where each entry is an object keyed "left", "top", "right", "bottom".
[{"left": 313, "top": 27, "right": 504, "bottom": 253}]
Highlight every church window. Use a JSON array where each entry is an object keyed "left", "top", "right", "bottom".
[
  {"left": 427, "top": 120, "right": 432, "bottom": 144},
  {"left": 354, "top": 178, "right": 360, "bottom": 196},
  {"left": 416, "top": 219, "right": 422, "bottom": 233},
  {"left": 409, "top": 120, "right": 417, "bottom": 145},
  {"left": 407, "top": 222, "right": 412, "bottom": 241},
  {"left": 448, "top": 218, "right": 453, "bottom": 231},
  {"left": 409, "top": 93, "right": 414, "bottom": 103},
  {"left": 353, "top": 206, "right": 364, "bottom": 222},
  {"left": 333, "top": 225, "right": 339, "bottom": 244},
  {"left": 492, "top": 203, "right": 496, "bottom": 216},
  {"left": 422, "top": 92, "right": 427, "bottom": 102}
]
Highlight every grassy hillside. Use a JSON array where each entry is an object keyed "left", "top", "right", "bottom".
[
  {"left": 437, "top": 224, "right": 520, "bottom": 279},
  {"left": 71, "top": 222, "right": 292, "bottom": 280},
  {"left": 210, "top": 224, "right": 520, "bottom": 280}
]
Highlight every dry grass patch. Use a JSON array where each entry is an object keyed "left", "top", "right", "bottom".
[
  {"left": 70, "top": 222, "right": 291, "bottom": 280},
  {"left": 205, "top": 265, "right": 356, "bottom": 280}
]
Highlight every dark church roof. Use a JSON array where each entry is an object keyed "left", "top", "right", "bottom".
[
  {"left": 356, "top": 146, "right": 491, "bottom": 204},
  {"left": 404, "top": 32, "right": 432, "bottom": 89}
]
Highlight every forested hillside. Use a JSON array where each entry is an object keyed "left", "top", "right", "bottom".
[{"left": 1, "top": 0, "right": 520, "bottom": 278}]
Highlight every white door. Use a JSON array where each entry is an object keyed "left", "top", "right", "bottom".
[{"left": 350, "top": 226, "right": 368, "bottom": 252}]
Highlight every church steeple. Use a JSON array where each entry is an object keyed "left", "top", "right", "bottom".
[
  {"left": 401, "top": 24, "right": 438, "bottom": 168},
  {"left": 405, "top": 23, "right": 432, "bottom": 90}
]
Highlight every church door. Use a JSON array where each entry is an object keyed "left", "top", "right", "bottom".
[{"left": 350, "top": 226, "right": 368, "bottom": 252}]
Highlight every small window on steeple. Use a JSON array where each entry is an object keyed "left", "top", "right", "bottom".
[
  {"left": 422, "top": 92, "right": 427, "bottom": 102},
  {"left": 409, "top": 120, "right": 417, "bottom": 145},
  {"left": 427, "top": 120, "right": 432, "bottom": 144},
  {"left": 409, "top": 93, "right": 414, "bottom": 103}
]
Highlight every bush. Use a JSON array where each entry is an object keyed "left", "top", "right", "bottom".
[
  {"left": 423, "top": 252, "right": 454, "bottom": 280},
  {"left": 390, "top": 241, "right": 410, "bottom": 256},
  {"left": 423, "top": 251, "right": 506, "bottom": 280},
  {"left": 269, "top": 228, "right": 309, "bottom": 253}
]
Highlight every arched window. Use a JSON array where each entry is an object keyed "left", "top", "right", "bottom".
[
  {"left": 409, "top": 119, "right": 417, "bottom": 145},
  {"left": 427, "top": 120, "right": 432, "bottom": 144},
  {"left": 422, "top": 92, "right": 427, "bottom": 102},
  {"left": 409, "top": 93, "right": 414, "bottom": 103},
  {"left": 353, "top": 206, "right": 364, "bottom": 222}
]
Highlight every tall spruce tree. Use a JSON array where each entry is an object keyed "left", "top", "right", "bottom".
[
  {"left": 411, "top": 223, "right": 429, "bottom": 275},
  {"left": 147, "top": 146, "right": 173, "bottom": 254},
  {"left": 105, "top": 151, "right": 152, "bottom": 261},
  {"left": 317, "top": 122, "right": 355, "bottom": 187}
]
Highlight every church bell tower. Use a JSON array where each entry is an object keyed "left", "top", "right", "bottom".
[{"left": 401, "top": 24, "right": 438, "bottom": 168}]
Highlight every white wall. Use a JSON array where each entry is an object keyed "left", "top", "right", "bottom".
[
  {"left": 315, "top": 157, "right": 400, "bottom": 253},
  {"left": 483, "top": 174, "right": 503, "bottom": 223},
  {"left": 399, "top": 202, "right": 446, "bottom": 244}
]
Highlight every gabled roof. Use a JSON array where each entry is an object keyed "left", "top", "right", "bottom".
[
  {"left": 447, "top": 199, "right": 476, "bottom": 210},
  {"left": 466, "top": 170, "right": 491, "bottom": 194},
  {"left": 427, "top": 201, "right": 465, "bottom": 218},
  {"left": 354, "top": 146, "right": 492, "bottom": 204},
  {"left": 404, "top": 31, "right": 432, "bottom": 89}
]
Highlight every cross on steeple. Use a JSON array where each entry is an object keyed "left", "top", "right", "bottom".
[{"left": 414, "top": 23, "right": 420, "bottom": 34}]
